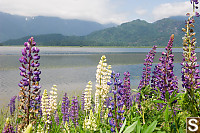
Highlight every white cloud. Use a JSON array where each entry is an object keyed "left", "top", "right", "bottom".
[
  {"left": 0, "top": 0, "right": 127, "bottom": 24},
  {"left": 152, "top": 1, "right": 194, "bottom": 21},
  {"left": 135, "top": 9, "right": 147, "bottom": 16}
]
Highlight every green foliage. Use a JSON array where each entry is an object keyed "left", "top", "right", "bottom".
[
  {"left": 143, "top": 120, "right": 157, "bottom": 133},
  {"left": 123, "top": 120, "right": 137, "bottom": 133}
]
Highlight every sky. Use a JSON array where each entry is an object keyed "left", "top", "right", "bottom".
[{"left": 0, "top": 0, "right": 199, "bottom": 24}]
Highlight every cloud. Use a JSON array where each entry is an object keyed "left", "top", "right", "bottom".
[
  {"left": 135, "top": 9, "right": 147, "bottom": 16},
  {"left": 0, "top": 0, "right": 127, "bottom": 24},
  {"left": 152, "top": 1, "right": 193, "bottom": 21}
]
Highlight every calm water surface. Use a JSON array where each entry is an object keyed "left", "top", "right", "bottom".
[{"left": 0, "top": 46, "right": 199, "bottom": 108}]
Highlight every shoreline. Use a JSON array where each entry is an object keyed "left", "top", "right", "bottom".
[{"left": 0, "top": 45, "right": 185, "bottom": 48}]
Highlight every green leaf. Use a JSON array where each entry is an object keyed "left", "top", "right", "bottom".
[
  {"left": 165, "top": 105, "right": 169, "bottom": 121},
  {"left": 153, "top": 100, "right": 167, "bottom": 103},
  {"left": 165, "top": 91, "right": 169, "bottom": 102},
  {"left": 137, "top": 119, "right": 141, "bottom": 133},
  {"left": 157, "top": 131, "right": 166, "bottom": 133},
  {"left": 124, "top": 121, "right": 138, "bottom": 133},
  {"left": 145, "top": 85, "right": 151, "bottom": 90},
  {"left": 154, "top": 127, "right": 161, "bottom": 131},
  {"left": 157, "top": 106, "right": 167, "bottom": 116},
  {"left": 140, "top": 91, "right": 145, "bottom": 99},
  {"left": 169, "top": 93, "right": 182, "bottom": 103},
  {"left": 119, "top": 119, "right": 126, "bottom": 133},
  {"left": 170, "top": 89, "right": 178, "bottom": 98},
  {"left": 115, "top": 127, "right": 119, "bottom": 133},
  {"left": 143, "top": 120, "right": 157, "bottom": 133},
  {"left": 179, "top": 127, "right": 184, "bottom": 133},
  {"left": 133, "top": 89, "right": 138, "bottom": 92},
  {"left": 100, "top": 128, "right": 103, "bottom": 133},
  {"left": 195, "top": 88, "right": 200, "bottom": 92}
]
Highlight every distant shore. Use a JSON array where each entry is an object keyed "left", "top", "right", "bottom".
[{"left": 0, "top": 45, "right": 185, "bottom": 48}]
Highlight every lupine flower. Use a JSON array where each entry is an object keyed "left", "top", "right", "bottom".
[
  {"left": 182, "top": 13, "right": 200, "bottom": 91},
  {"left": 122, "top": 71, "right": 132, "bottom": 109},
  {"left": 83, "top": 109, "right": 97, "bottom": 131},
  {"left": 191, "top": 0, "right": 199, "bottom": 5},
  {"left": 107, "top": 71, "right": 125, "bottom": 132},
  {"left": 55, "top": 111, "right": 60, "bottom": 126},
  {"left": 191, "top": 0, "right": 199, "bottom": 3},
  {"left": 138, "top": 45, "right": 157, "bottom": 90},
  {"left": 84, "top": 81, "right": 92, "bottom": 113},
  {"left": 104, "top": 108, "right": 109, "bottom": 120},
  {"left": 151, "top": 34, "right": 179, "bottom": 102},
  {"left": 36, "top": 124, "right": 44, "bottom": 133},
  {"left": 49, "top": 85, "right": 58, "bottom": 115},
  {"left": 61, "top": 93, "right": 70, "bottom": 124},
  {"left": 81, "top": 92, "right": 85, "bottom": 111},
  {"left": 181, "top": 2, "right": 200, "bottom": 115},
  {"left": 70, "top": 96, "right": 79, "bottom": 128},
  {"left": 95, "top": 55, "right": 112, "bottom": 113},
  {"left": 41, "top": 89, "right": 50, "bottom": 124},
  {"left": 34, "top": 95, "right": 42, "bottom": 118},
  {"left": 18, "top": 37, "right": 41, "bottom": 127},
  {"left": 9, "top": 96, "right": 17, "bottom": 116},
  {"left": 63, "top": 121, "right": 70, "bottom": 133},
  {"left": 2, "top": 118, "right": 15, "bottom": 133},
  {"left": 136, "top": 46, "right": 157, "bottom": 106}
]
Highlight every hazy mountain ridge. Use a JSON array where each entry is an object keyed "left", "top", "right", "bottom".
[
  {"left": 2, "top": 16, "right": 200, "bottom": 47},
  {"left": 0, "top": 12, "right": 116, "bottom": 42}
]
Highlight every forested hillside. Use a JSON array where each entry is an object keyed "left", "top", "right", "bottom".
[{"left": 3, "top": 16, "right": 200, "bottom": 47}]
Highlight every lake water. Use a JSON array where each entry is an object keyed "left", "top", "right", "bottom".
[{"left": 0, "top": 46, "right": 200, "bottom": 108}]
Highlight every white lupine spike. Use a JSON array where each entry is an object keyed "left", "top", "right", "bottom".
[
  {"left": 36, "top": 124, "right": 44, "bottom": 133},
  {"left": 41, "top": 89, "right": 49, "bottom": 122},
  {"left": 64, "top": 121, "right": 70, "bottom": 133},
  {"left": 95, "top": 55, "right": 112, "bottom": 113},
  {"left": 49, "top": 85, "right": 58, "bottom": 115},
  {"left": 84, "top": 81, "right": 92, "bottom": 112},
  {"left": 83, "top": 109, "right": 97, "bottom": 131}
]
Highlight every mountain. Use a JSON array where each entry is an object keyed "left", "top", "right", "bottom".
[
  {"left": 0, "top": 12, "right": 116, "bottom": 42},
  {"left": 84, "top": 17, "right": 200, "bottom": 47},
  {"left": 3, "top": 16, "right": 200, "bottom": 47},
  {"left": 84, "top": 18, "right": 183, "bottom": 46}
]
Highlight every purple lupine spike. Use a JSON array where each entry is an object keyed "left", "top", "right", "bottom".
[
  {"left": 151, "top": 34, "right": 179, "bottom": 103},
  {"left": 138, "top": 45, "right": 157, "bottom": 90},
  {"left": 136, "top": 46, "right": 157, "bottom": 107},
  {"left": 181, "top": 3, "right": 200, "bottom": 116},
  {"left": 18, "top": 37, "right": 41, "bottom": 127},
  {"left": 70, "top": 96, "right": 79, "bottom": 128},
  {"left": 191, "top": 0, "right": 199, "bottom": 4},
  {"left": 122, "top": 71, "right": 131, "bottom": 109},
  {"left": 61, "top": 93, "right": 70, "bottom": 124},
  {"left": 107, "top": 72, "right": 125, "bottom": 132},
  {"left": 9, "top": 96, "right": 17, "bottom": 116},
  {"left": 34, "top": 95, "right": 42, "bottom": 117},
  {"left": 2, "top": 119, "right": 15, "bottom": 133},
  {"left": 55, "top": 111, "right": 60, "bottom": 126}
]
